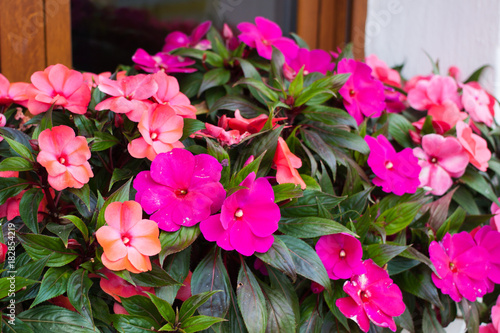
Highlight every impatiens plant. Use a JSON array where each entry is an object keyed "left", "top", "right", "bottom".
[{"left": 3, "top": 15, "right": 500, "bottom": 333}]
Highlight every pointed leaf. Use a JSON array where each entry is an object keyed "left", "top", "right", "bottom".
[
  {"left": 17, "top": 234, "right": 78, "bottom": 267},
  {"left": 18, "top": 306, "right": 97, "bottom": 332},
  {"left": 255, "top": 237, "right": 296, "bottom": 281},
  {"left": 67, "top": 269, "right": 93, "bottom": 325},
  {"left": 19, "top": 188, "right": 44, "bottom": 233},
  {"left": 31, "top": 266, "right": 73, "bottom": 308},
  {"left": 147, "top": 292, "right": 175, "bottom": 323},
  {"left": 159, "top": 225, "right": 200, "bottom": 262},
  {"left": 237, "top": 262, "right": 267, "bottom": 333},
  {"left": 278, "top": 216, "right": 356, "bottom": 238},
  {"left": 0, "top": 157, "right": 32, "bottom": 172}
]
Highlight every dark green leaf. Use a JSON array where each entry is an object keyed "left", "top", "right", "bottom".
[
  {"left": 91, "top": 131, "right": 119, "bottom": 151},
  {"left": 255, "top": 237, "right": 296, "bottom": 281},
  {"left": 436, "top": 207, "right": 466, "bottom": 240},
  {"left": 2, "top": 317, "right": 34, "bottom": 333},
  {"left": 302, "top": 105, "right": 357, "bottom": 128},
  {"left": 290, "top": 32, "right": 309, "bottom": 49},
  {"left": 67, "top": 184, "right": 91, "bottom": 209},
  {"left": 465, "top": 64, "right": 490, "bottom": 83},
  {"left": 159, "top": 225, "right": 200, "bottom": 262},
  {"left": 0, "top": 276, "right": 39, "bottom": 299},
  {"left": 46, "top": 223, "right": 75, "bottom": 247},
  {"left": 206, "top": 139, "right": 230, "bottom": 187},
  {"left": 323, "top": 281, "right": 349, "bottom": 330},
  {"left": 198, "top": 68, "right": 231, "bottom": 96},
  {"left": 267, "top": 268, "right": 300, "bottom": 325},
  {"left": 131, "top": 264, "right": 180, "bottom": 287},
  {"left": 74, "top": 114, "right": 97, "bottom": 137},
  {"left": 395, "top": 307, "right": 415, "bottom": 333},
  {"left": 146, "top": 292, "right": 175, "bottom": 323},
  {"left": 121, "top": 295, "right": 163, "bottom": 326},
  {"left": 272, "top": 183, "right": 303, "bottom": 203},
  {"left": 299, "top": 294, "right": 322, "bottom": 333},
  {"left": 259, "top": 281, "right": 296, "bottom": 333},
  {"left": 0, "top": 157, "right": 32, "bottom": 172},
  {"left": 388, "top": 113, "right": 415, "bottom": 148},
  {"left": 17, "top": 234, "right": 78, "bottom": 267},
  {"left": 393, "top": 270, "right": 442, "bottom": 308},
  {"left": 61, "top": 215, "right": 89, "bottom": 242},
  {"left": 453, "top": 187, "right": 480, "bottom": 215},
  {"left": 18, "top": 306, "right": 97, "bottom": 332},
  {"left": 321, "top": 128, "right": 369, "bottom": 154},
  {"left": 209, "top": 96, "right": 266, "bottom": 117},
  {"left": 400, "top": 247, "right": 439, "bottom": 276},
  {"left": 363, "top": 243, "right": 409, "bottom": 266},
  {"left": 422, "top": 307, "right": 446, "bottom": 333},
  {"left": 19, "top": 188, "right": 43, "bottom": 233},
  {"left": 281, "top": 190, "right": 346, "bottom": 218},
  {"left": 172, "top": 47, "right": 223, "bottom": 67},
  {"left": 289, "top": 67, "right": 304, "bottom": 97},
  {"left": 234, "top": 78, "right": 279, "bottom": 102},
  {"left": 237, "top": 262, "right": 267, "bottom": 333},
  {"left": 182, "top": 118, "right": 207, "bottom": 141},
  {"left": 278, "top": 235, "right": 331, "bottom": 292},
  {"left": 460, "top": 169, "right": 500, "bottom": 206},
  {"left": 0, "top": 177, "right": 29, "bottom": 205},
  {"left": 113, "top": 315, "right": 159, "bottom": 332},
  {"left": 279, "top": 216, "right": 356, "bottom": 238},
  {"left": 31, "top": 266, "right": 73, "bottom": 307},
  {"left": 67, "top": 269, "right": 93, "bottom": 325},
  {"left": 229, "top": 153, "right": 264, "bottom": 189},
  {"left": 376, "top": 201, "right": 421, "bottom": 235},
  {"left": 157, "top": 247, "right": 191, "bottom": 303},
  {"left": 97, "top": 178, "right": 133, "bottom": 228},
  {"left": 302, "top": 129, "right": 337, "bottom": 176},
  {"left": 0, "top": 130, "right": 34, "bottom": 161},
  {"left": 180, "top": 290, "right": 221, "bottom": 322},
  {"left": 181, "top": 315, "right": 226, "bottom": 333}
]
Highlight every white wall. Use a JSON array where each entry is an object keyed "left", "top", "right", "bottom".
[{"left": 365, "top": 0, "right": 500, "bottom": 99}]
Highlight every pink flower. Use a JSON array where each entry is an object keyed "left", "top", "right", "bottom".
[
  {"left": 254, "top": 258, "right": 268, "bottom": 276},
  {"left": 429, "top": 232, "right": 489, "bottom": 302},
  {"left": 82, "top": 71, "right": 111, "bottom": 89},
  {"left": 490, "top": 199, "right": 500, "bottom": 231},
  {"left": 365, "top": 54, "right": 401, "bottom": 87},
  {"left": 0, "top": 188, "right": 53, "bottom": 222},
  {"left": 162, "top": 21, "right": 211, "bottom": 52},
  {"left": 37, "top": 125, "right": 94, "bottom": 191},
  {"left": 152, "top": 71, "right": 196, "bottom": 119},
  {"left": 0, "top": 243, "right": 7, "bottom": 263},
  {"left": 227, "top": 110, "right": 269, "bottom": 134},
  {"left": 407, "top": 75, "right": 461, "bottom": 111},
  {"left": 493, "top": 295, "right": 500, "bottom": 330},
  {"left": 132, "top": 49, "right": 196, "bottom": 74},
  {"left": 95, "top": 74, "right": 157, "bottom": 122},
  {"left": 134, "top": 149, "right": 226, "bottom": 232},
  {"left": 413, "top": 134, "right": 469, "bottom": 196},
  {"left": 0, "top": 74, "right": 29, "bottom": 107},
  {"left": 99, "top": 268, "right": 155, "bottom": 302},
  {"left": 479, "top": 324, "right": 497, "bottom": 333},
  {"left": 284, "top": 48, "right": 334, "bottom": 79},
  {"left": 273, "top": 137, "right": 306, "bottom": 190},
  {"left": 200, "top": 123, "right": 248, "bottom": 146},
  {"left": 128, "top": 104, "right": 184, "bottom": 161},
  {"left": 237, "top": 17, "right": 299, "bottom": 60},
  {"left": 337, "top": 59, "right": 386, "bottom": 125},
  {"left": 456, "top": 121, "right": 491, "bottom": 171},
  {"left": 200, "top": 172, "right": 280, "bottom": 256},
  {"left": 336, "top": 259, "right": 405, "bottom": 332},
  {"left": 114, "top": 303, "right": 129, "bottom": 315},
  {"left": 27, "top": 64, "right": 91, "bottom": 115},
  {"left": 472, "top": 226, "right": 500, "bottom": 291},
  {"left": 462, "top": 82, "right": 495, "bottom": 127},
  {"left": 223, "top": 24, "right": 240, "bottom": 51},
  {"left": 427, "top": 100, "right": 468, "bottom": 129},
  {"left": 310, "top": 282, "right": 324, "bottom": 294},
  {"left": 365, "top": 135, "right": 421, "bottom": 195},
  {"left": 316, "top": 233, "right": 365, "bottom": 280}
]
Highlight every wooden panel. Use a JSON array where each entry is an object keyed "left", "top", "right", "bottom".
[
  {"left": 319, "top": 0, "right": 336, "bottom": 51},
  {"left": 297, "top": 0, "right": 320, "bottom": 49},
  {"left": 351, "top": 0, "right": 368, "bottom": 59},
  {"left": 0, "top": 0, "right": 46, "bottom": 82},
  {"left": 45, "top": 0, "right": 72, "bottom": 67}
]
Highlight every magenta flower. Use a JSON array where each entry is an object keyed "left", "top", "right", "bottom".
[
  {"left": 490, "top": 199, "right": 500, "bottom": 231},
  {"left": 200, "top": 172, "right": 280, "bottom": 256},
  {"left": 429, "top": 232, "right": 489, "bottom": 302},
  {"left": 473, "top": 226, "right": 500, "bottom": 289},
  {"left": 133, "top": 149, "right": 226, "bottom": 232},
  {"left": 237, "top": 17, "right": 299, "bottom": 60},
  {"left": 336, "top": 259, "right": 405, "bottom": 332},
  {"left": 316, "top": 233, "right": 365, "bottom": 280},
  {"left": 365, "top": 135, "right": 421, "bottom": 195},
  {"left": 413, "top": 134, "right": 469, "bottom": 196},
  {"left": 132, "top": 49, "right": 196, "bottom": 74},
  {"left": 284, "top": 48, "right": 334, "bottom": 80},
  {"left": 162, "top": 21, "right": 211, "bottom": 52},
  {"left": 337, "top": 59, "right": 386, "bottom": 125},
  {"left": 95, "top": 74, "right": 157, "bottom": 122}
]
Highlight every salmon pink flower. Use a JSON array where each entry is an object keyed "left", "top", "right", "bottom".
[
  {"left": 413, "top": 134, "right": 469, "bottom": 195},
  {"left": 96, "top": 201, "right": 161, "bottom": 273},
  {"left": 490, "top": 199, "right": 500, "bottom": 231},
  {"left": 407, "top": 75, "right": 461, "bottom": 111},
  {"left": 237, "top": 17, "right": 299, "bottom": 60},
  {"left": 273, "top": 137, "right": 306, "bottom": 190},
  {"left": 365, "top": 54, "right": 401, "bottom": 87},
  {"left": 456, "top": 121, "right": 491, "bottom": 171},
  {"left": 37, "top": 125, "right": 93, "bottom": 191},
  {"left": 316, "top": 233, "right": 365, "bottom": 280},
  {"left": 284, "top": 48, "right": 334, "bottom": 80},
  {"left": 152, "top": 71, "right": 196, "bottom": 119},
  {"left": 429, "top": 232, "right": 489, "bottom": 302},
  {"left": 0, "top": 74, "right": 29, "bottom": 107},
  {"left": 132, "top": 49, "right": 196, "bottom": 74},
  {"left": 128, "top": 104, "right": 184, "bottom": 161},
  {"left": 134, "top": 149, "right": 226, "bottom": 232},
  {"left": 176, "top": 271, "right": 193, "bottom": 302},
  {"left": 365, "top": 135, "right": 421, "bottom": 195},
  {"left": 227, "top": 110, "right": 269, "bottom": 134},
  {"left": 200, "top": 172, "right": 280, "bottom": 256},
  {"left": 0, "top": 188, "right": 53, "bottom": 222},
  {"left": 462, "top": 82, "right": 495, "bottom": 127},
  {"left": 337, "top": 58, "right": 386, "bottom": 125},
  {"left": 95, "top": 74, "right": 157, "bottom": 122},
  {"left": 162, "top": 21, "right": 211, "bottom": 52},
  {"left": 27, "top": 64, "right": 91, "bottom": 115},
  {"left": 99, "top": 268, "right": 155, "bottom": 302},
  {"left": 114, "top": 303, "right": 129, "bottom": 315},
  {"left": 336, "top": 259, "right": 405, "bottom": 332}
]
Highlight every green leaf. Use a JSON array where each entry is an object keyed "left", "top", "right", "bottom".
[
  {"left": 388, "top": 113, "right": 415, "bottom": 148},
  {"left": 460, "top": 168, "right": 500, "bottom": 206},
  {"left": 19, "top": 188, "right": 44, "bottom": 233},
  {"left": 216, "top": 288, "right": 248, "bottom": 333},
  {"left": 97, "top": 177, "right": 132, "bottom": 229},
  {"left": 302, "top": 130, "right": 337, "bottom": 176},
  {"left": 229, "top": 153, "right": 264, "bottom": 189},
  {"left": 146, "top": 292, "right": 175, "bottom": 323},
  {"left": 278, "top": 235, "right": 331, "bottom": 293},
  {"left": 289, "top": 67, "right": 304, "bottom": 97},
  {"left": 234, "top": 77, "right": 279, "bottom": 102},
  {"left": 181, "top": 118, "right": 206, "bottom": 141},
  {"left": 74, "top": 114, "right": 98, "bottom": 137},
  {"left": 0, "top": 130, "right": 34, "bottom": 161},
  {"left": 121, "top": 295, "right": 163, "bottom": 326},
  {"left": 290, "top": 32, "right": 309, "bottom": 49},
  {"left": 422, "top": 307, "right": 446, "bottom": 333},
  {"left": 237, "top": 262, "right": 268, "bottom": 333},
  {"left": 281, "top": 190, "right": 346, "bottom": 218},
  {"left": 191, "top": 247, "right": 231, "bottom": 318},
  {"left": 208, "top": 27, "right": 230, "bottom": 60},
  {"left": 131, "top": 264, "right": 180, "bottom": 288},
  {"left": 67, "top": 184, "right": 91, "bottom": 209},
  {"left": 376, "top": 201, "right": 421, "bottom": 235},
  {"left": 17, "top": 234, "right": 78, "bottom": 267},
  {"left": 267, "top": 268, "right": 300, "bottom": 326},
  {"left": 393, "top": 270, "right": 442, "bottom": 308},
  {"left": 436, "top": 206, "right": 466, "bottom": 240},
  {"left": 0, "top": 177, "right": 29, "bottom": 205},
  {"left": 32, "top": 107, "right": 53, "bottom": 140},
  {"left": 323, "top": 281, "right": 349, "bottom": 330},
  {"left": 31, "top": 266, "right": 73, "bottom": 307},
  {"left": 198, "top": 68, "right": 231, "bottom": 96},
  {"left": 181, "top": 315, "right": 226, "bottom": 333},
  {"left": 363, "top": 243, "right": 409, "bottom": 266},
  {"left": 278, "top": 216, "right": 356, "bottom": 238},
  {"left": 465, "top": 64, "right": 490, "bottom": 83},
  {"left": 2, "top": 317, "right": 34, "bottom": 333},
  {"left": 61, "top": 215, "right": 89, "bottom": 242},
  {"left": 67, "top": 269, "right": 94, "bottom": 325},
  {"left": 159, "top": 225, "right": 200, "bottom": 262},
  {"left": 206, "top": 139, "right": 230, "bottom": 187},
  {"left": 321, "top": 128, "right": 370, "bottom": 154},
  {"left": 299, "top": 294, "right": 323, "bottom": 332},
  {"left": 18, "top": 305, "right": 97, "bottom": 332},
  {"left": 272, "top": 183, "right": 303, "bottom": 203},
  {"left": 400, "top": 247, "right": 439, "bottom": 276},
  {"left": 157, "top": 248, "right": 191, "bottom": 303},
  {"left": 0, "top": 157, "right": 32, "bottom": 171},
  {"left": 209, "top": 95, "right": 266, "bottom": 117},
  {"left": 453, "top": 187, "right": 480, "bottom": 215},
  {"left": 0, "top": 276, "right": 39, "bottom": 299},
  {"left": 172, "top": 47, "right": 223, "bottom": 67},
  {"left": 255, "top": 235, "right": 296, "bottom": 281},
  {"left": 112, "top": 315, "right": 159, "bottom": 332},
  {"left": 259, "top": 281, "right": 296, "bottom": 333},
  {"left": 180, "top": 290, "right": 221, "bottom": 322},
  {"left": 302, "top": 105, "right": 357, "bottom": 128},
  {"left": 91, "top": 131, "right": 119, "bottom": 151},
  {"left": 46, "top": 223, "right": 75, "bottom": 247}
]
